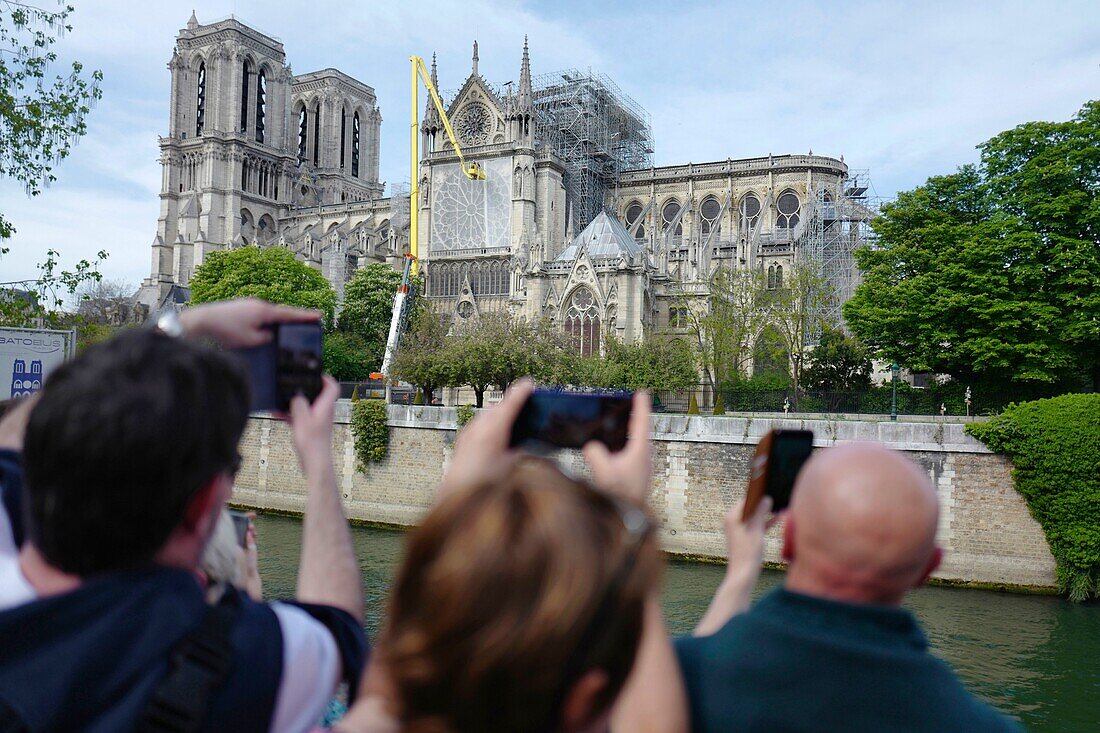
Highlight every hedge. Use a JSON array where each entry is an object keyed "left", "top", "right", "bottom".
[
  {"left": 966, "top": 393, "right": 1100, "bottom": 601},
  {"left": 351, "top": 399, "right": 389, "bottom": 469}
]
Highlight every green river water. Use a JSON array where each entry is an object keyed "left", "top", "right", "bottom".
[{"left": 253, "top": 515, "right": 1098, "bottom": 731}]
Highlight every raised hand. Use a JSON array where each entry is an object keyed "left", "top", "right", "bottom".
[
  {"left": 581, "top": 391, "right": 653, "bottom": 505},
  {"left": 179, "top": 298, "right": 320, "bottom": 349}
]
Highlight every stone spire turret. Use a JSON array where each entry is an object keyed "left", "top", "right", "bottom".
[
  {"left": 187, "top": 10, "right": 199, "bottom": 29},
  {"left": 517, "top": 36, "right": 533, "bottom": 114},
  {"left": 472, "top": 40, "right": 479, "bottom": 76}
]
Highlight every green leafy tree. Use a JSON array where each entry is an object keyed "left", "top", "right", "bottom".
[
  {"left": 448, "top": 312, "right": 538, "bottom": 407},
  {"left": 1, "top": 3, "right": 103, "bottom": 243},
  {"left": 845, "top": 166, "right": 1075, "bottom": 390},
  {"left": 323, "top": 331, "right": 374, "bottom": 382},
  {"left": 769, "top": 261, "right": 831, "bottom": 398},
  {"left": 685, "top": 267, "right": 773, "bottom": 389},
  {"left": 189, "top": 247, "right": 337, "bottom": 326},
  {"left": 337, "top": 263, "right": 402, "bottom": 371},
  {"left": 391, "top": 303, "right": 453, "bottom": 403},
  {"left": 803, "top": 327, "right": 873, "bottom": 392},
  {"left": 1, "top": 247, "right": 107, "bottom": 328},
  {"left": 979, "top": 101, "right": 1100, "bottom": 388},
  {"left": 602, "top": 335, "right": 697, "bottom": 391}
]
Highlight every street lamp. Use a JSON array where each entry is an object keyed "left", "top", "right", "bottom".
[{"left": 890, "top": 362, "right": 899, "bottom": 421}]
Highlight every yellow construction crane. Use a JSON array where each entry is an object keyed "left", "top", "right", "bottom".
[{"left": 378, "top": 55, "right": 486, "bottom": 379}]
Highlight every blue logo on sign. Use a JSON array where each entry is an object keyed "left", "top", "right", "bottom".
[{"left": 10, "top": 359, "right": 43, "bottom": 398}]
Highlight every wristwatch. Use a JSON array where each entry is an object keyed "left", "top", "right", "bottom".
[{"left": 155, "top": 309, "right": 185, "bottom": 338}]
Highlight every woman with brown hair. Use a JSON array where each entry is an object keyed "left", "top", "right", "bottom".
[{"left": 335, "top": 380, "right": 688, "bottom": 733}]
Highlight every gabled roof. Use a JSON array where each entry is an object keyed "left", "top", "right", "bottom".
[{"left": 554, "top": 211, "right": 642, "bottom": 263}]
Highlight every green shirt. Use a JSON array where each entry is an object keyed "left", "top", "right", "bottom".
[{"left": 675, "top": 587, "right": 1023, "bottom": 732}]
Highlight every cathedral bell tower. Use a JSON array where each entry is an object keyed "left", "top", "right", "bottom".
[{"left": 140, "top": 13, "right": 295, "bottom": 308}]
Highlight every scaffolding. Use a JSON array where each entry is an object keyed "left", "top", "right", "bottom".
[
  {"left": 532, "top": 69, "right": 653, "bottom": 230},
  {"left": 800, "top": 169, "right": 881, "bottom": 339}
]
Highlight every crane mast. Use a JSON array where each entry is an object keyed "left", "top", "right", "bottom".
[{"left": 377, "top": 55, "right": 485, "bottom": 380}]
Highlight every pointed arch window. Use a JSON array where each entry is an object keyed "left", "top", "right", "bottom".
[
  {"left": 739, "top": 194, "right": 761, "bottom": 231},
  {"left": 255, "top": 69, "right": 266, "bottom": 143},
  {"left": 298, "top": 107, "right": 308, "bottom": 164},
  {"left": 195, "top": 62, "right": 206, "bottom": 136},
  {"left": 777, "top": 191, "right": 800, "bottom": 229},
  {"left": 700, "top": 196, "right": 721, "bottom": 237},
  {"left": 625, "top": 201, "right": 645, "bottom": 242},
  {"left": 566, "top": 287, "right": 600, "bottom": 357},
  {"left": 352, "top": 112, "right": 361, "bottom": 178},
  {"left": 340, "top": 108, "right": 347, "bottom": 169},
  {"left": 240, "top": 60, "right": 251, "bottom": 134},
  {"left": 767, "top": 264, "right": 784, "bottom": 290},
  {"left": 312, "top": 103, "right": 321, "bottom": 166},
  {"left": 662, "top": 200, "right": 683, "bottom": 237}
]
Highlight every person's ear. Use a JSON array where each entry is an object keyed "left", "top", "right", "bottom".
[
  {"left": 781, "top": 515, "right": 796, "bottom": 563},
  {"left": 915, "top": 546, "right": 943, "bottom": 588},
  {"left": 182, "top": 475, "right": 227, "bottom": 534},
  {"left": 561, "top": 669, "right": 609, "bottom": 733}
]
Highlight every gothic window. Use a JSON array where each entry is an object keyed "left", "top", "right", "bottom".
[
  {"left": 767, "top": 264, "right": 784, "bottom": 289},
  {"left": 739, "top": 193, "right": 761, "bottom": 231},
  {"left": 255, "top": 69, "right": 266, "bottom": 143},
  {"left": 313, "top": 102, "right": 321, "bottom": 166},
  {"left": 625, "top": 201, "right": 645, "bottom": 241},
  {"left": 240, "top": 60, "right": 251, "bottom": 134},
  {"left": 662, "top": 200, "right": 683, "bottom": 237},
  {"left": 565, "top": 287, "right": 600, "bottom": 357},
  {"left": 352, "top": 112, "right": 361, "bottom": 178},
  {"left": 241, "top": 158, "right": 248, "bottom": 191},
  {"left": 340, "top": 108, "right": 347, "bottom": 169},
  {"left": 297, "top": 107, "right": 307, "bottom": 163},
  {"left": 777, "top": 191, "right": 800, "bottom": 229},
  {"left": 195, "top": 62, "right": 206, "bottom": 136},
  {"left": 669, "top": 305, "right": 689, "bottom": 328},
  {"left": 700, "top": 197, "right": 721, "bottom": 237}
]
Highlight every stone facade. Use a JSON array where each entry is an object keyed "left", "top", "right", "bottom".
[
  {"left": 232, "top": 406, "right": 1058, "bottom": 591},
  {"left": 140, "top": 14, "right": 857, "bottom": 360}
]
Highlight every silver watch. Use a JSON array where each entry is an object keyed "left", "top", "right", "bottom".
[{"left": 155, "top": 309, "right": 185, "bottom": 338}]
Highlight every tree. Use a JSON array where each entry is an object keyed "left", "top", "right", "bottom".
[
  {"left": 979, "top": 101, "right": 1100, "bottom": 389},
  {"left": 803, "top": 328, "right": 872, "bottom": 392},
  {"left": 683, "top": 267, "right": 774, "bottom": 390},
  {"left": 1, "top": 3, "right": 103, "bottom": 242},
  {"left": 323, "top": 331, "right": 375, "bottom": 382},
  {"left": 844, "top": 166, "right": 1076, "bottom": 391},
  {"left": 391, "top": 303, "right": 453, "bottom": 403},
  {"left": 449, "top": 312, "right": 543, "bottom": 407},
  {"left": 602, "top": 336, "right": 697, "bottom": 391},
  {"left": 75, "top": 278, "right": 135, "bottom": 324},
  {"left": 769, "top": 261, "right": 831, "bottom": 397},
  {"left": 1, "top": 247, "right": 107, "bottom": 328},
  {"left": 189, "top": 247, "right": 337, "bottom": 326},
  {"left": 337, "top": 263, "right": 402, "bottom": 371}
]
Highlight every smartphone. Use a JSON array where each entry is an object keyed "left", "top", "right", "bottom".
[
  {"left": 509, "top": 389, "right": 633, "bottom": 453},
  {"left": 233, "top": 322, "right": 323, "bottom": 412},
  {"left": 743, "top": 429, "right": 814, "bottom": 520},
  {"left": 228, "top": 510, "right": 250, "bottom": 549}
]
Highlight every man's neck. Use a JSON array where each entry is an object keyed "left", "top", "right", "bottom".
[
  {"left": 785, "top": 564, "right": 905, "bottom": 607},
  {"left": 20, "top": 543, "right": 81, "bottom": 598}
]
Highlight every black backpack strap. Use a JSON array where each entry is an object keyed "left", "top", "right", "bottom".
[{"left": 137, "top": 590, "right": 241, "bottom": 733}]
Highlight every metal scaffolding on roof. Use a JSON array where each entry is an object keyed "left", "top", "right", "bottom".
[
  {"left": 532, "top": 68, "right": 653, "bottom": 231},
  {"left": 800, "top": 169, "right": 881, "bottom": 339}
]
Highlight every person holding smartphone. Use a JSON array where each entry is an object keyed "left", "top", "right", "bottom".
[{"left": 675, "top": 443, "right": 1022, "bottom": 733}]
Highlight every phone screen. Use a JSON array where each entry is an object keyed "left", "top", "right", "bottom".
[
  {"left": 765, "top": 430, "right": 814, "bottom": 511},
  {"left": 509, "top": 390, "right": 633, "bottom": 452},
  {"left": 275, "top": 323, "right": 323, "bottom": 411},
  {"left": 228, "top": 510, "right": 250, "bottom": 549},
  {"left": 232, "top": 323, "right": 323, "bottom": 412}
]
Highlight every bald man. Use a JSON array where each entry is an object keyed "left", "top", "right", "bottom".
[{"left": 675, "top": 443, "right": 1022, "bottom": 732}]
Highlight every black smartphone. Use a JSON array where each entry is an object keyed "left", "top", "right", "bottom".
[
  {"left": 233, "top": 322, "right": 323, "bottom": 412},
  {"left": 228, "top": 510, "right": 250, "bottom": 549},
  {"left": 509, "top": 389, "right": 633, "bottom": 452},
  {"left": 743, "top": 429, "right": 814, "bottom": 519}
]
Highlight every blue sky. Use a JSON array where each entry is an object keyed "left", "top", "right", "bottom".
[{"left": 2, "top": 0, "right": 1098, "bottom": 291}]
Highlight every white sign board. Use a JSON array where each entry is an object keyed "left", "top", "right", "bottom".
[{"left": 0, "top": 327, "right": 74, "bottom": 399}]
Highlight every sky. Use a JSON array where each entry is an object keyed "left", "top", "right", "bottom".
[{"left": 2, "top": 0, "right": 1098, "bottom": 292}]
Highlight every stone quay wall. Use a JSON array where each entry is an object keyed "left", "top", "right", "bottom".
[{"left": 233, "top": 405, "right": 1057, "bottom": 591}]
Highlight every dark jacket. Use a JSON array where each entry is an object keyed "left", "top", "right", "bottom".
[{"left": 676, "top": 587, "right": 1023, "bottom": 733}]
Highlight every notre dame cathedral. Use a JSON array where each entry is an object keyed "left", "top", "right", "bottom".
[{"left": 138, "top": 13, "right": 865, "bottom": 356}]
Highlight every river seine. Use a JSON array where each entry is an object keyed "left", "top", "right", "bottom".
[{"left": 254, "top": 515, "right": 1098, "bottom": 731}]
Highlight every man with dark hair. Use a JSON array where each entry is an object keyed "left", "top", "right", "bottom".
[
  {"left": 0, "top": 300, "right": 366, "bottom": 732},
  {"left": 677, "top": 443, "right": 1022, "bottom": 732}
]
